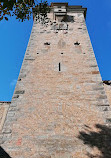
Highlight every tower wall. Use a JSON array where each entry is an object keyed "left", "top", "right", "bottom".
[
  {"left": 0, "top": 102, "right": 10, "bottom": 133},
  {"left": 1, "top": 4, "right": 111, "bottom": 158}
]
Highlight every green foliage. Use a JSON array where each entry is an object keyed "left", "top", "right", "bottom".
[{"left": 0, "top": 0, "right": 49, "bottom": 22}]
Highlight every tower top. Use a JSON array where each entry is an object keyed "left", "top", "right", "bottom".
[
  {"left": 51, "top": 2, "right": 68, "bottom": 7},
  {"left": 33, "top": 2, "right": 87, "bottom": 20},
  {"left": 50, "top": 2, "right": 87, "bottom": 18}
]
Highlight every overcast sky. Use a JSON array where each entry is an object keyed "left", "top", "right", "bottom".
[{"left": 0, "top": 0, "right": 111, "bottom": 101}]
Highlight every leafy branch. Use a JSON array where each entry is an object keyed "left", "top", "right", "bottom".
[{"left": 0, "top": 0, "right": 49, "bottom": 22}]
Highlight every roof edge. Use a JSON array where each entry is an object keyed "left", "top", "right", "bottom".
[{"left": 51, "top": 2, "right": 68, "bottom": 7}]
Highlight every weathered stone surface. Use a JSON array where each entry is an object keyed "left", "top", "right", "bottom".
[
  {"left": 13, "top": 95, "right": 19, "bottom": 98},
  {"left": 103, "top": 81, "right": 111, "bottom": 106},
  {"left": 24, "top": 56, "right": 35, "bottom": 60},
  {"left": 0, "top": 102, "right": 10, "bottom": 134},
  {"left": 15, "top": 90, "right": 25, "bottom": 95},
  {"left": 2, "top": 129, "right": 12, "bottom": 134}
]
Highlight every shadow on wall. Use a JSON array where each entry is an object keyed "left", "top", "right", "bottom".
[
  {"left": 1, "top": 124, "right": 111, "bottom": 158},
  {"left": 78, "top": 124, "right": 111, "bottom": 158},
  {"left": 62, "top": 15, "right": 74, "bottom": 22},
  {"left": 0, "top": 147, "right": 11, "bottom": 158}
]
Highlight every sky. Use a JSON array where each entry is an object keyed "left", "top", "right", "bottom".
[{"left": 0, "top": 0, "right": 111, "bottom": 101}]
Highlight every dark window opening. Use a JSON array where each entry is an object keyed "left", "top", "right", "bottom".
[
  {"left": 61, "top": 53, "right": 63, "bottom": 54},
  {"left": 37, "top": 53, "right": 39, "bottom": 54},
  {"left": 44, "top": 42, "right": 50, "bottom": 45},
  {"left": 74, "top": 42, "right": 80, "bottom": 46},
  {"left": 59, "top": 63, "right": 61, "bottom": 71}
]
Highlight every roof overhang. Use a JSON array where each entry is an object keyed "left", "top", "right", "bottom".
[
  {"left": 50, "top": 3, "right": 87, "bottom": 19},
  {"left": 51, "top": 3, "right": 68, "bottom": 7},
  {"left": 33, "top": 3, "right": 87, "bottom": 19},
  {"left": 67, "top": 6, "right": 87, "bottom": 18}
]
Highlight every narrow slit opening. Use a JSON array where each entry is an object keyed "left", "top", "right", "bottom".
[{"left": 59, "top": 63, "right": 61, "bottom": 71}]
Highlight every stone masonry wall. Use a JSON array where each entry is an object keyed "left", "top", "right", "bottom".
[
  {"left": 0, "top": 102, "right": 10, "bottom": 143},
  {"left": 103, "top": 81, "right": 111, "bottom": 105},
  {"left": 0, "top": 10, "right": 111, "bottom": 158}
]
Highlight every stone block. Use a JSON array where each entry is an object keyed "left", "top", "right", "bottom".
[{"left": 15, "top": 90, "right": 25, "bottom": 94}]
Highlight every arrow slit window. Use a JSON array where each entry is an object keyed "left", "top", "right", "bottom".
[{"left": 59, "top": 63, "right": 61, "bottom": 71}]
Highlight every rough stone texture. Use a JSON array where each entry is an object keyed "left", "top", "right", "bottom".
[
  {"left": 0, "top": 4, "right": 111, "bottom": 158},
  {"left": 0, "top": 102, "right": 10, "bottom": 145},
  {"left": 103, "top": 81, "right": 111, "bottom": 105},
  {"left": 0, "top": 102, "right": 10, "bottom": 132}
]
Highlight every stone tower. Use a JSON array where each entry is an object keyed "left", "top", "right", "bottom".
[{"left": 0, "top": 2, "right": 111, "bottom": 158}]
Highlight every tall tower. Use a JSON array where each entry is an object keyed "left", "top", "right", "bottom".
[{"left": 1, "top": 2, "right": 111, "bottom": 158}]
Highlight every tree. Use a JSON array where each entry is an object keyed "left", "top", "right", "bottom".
[{"left": 0, "top": 0, "right": 49, "bottom": 22}]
